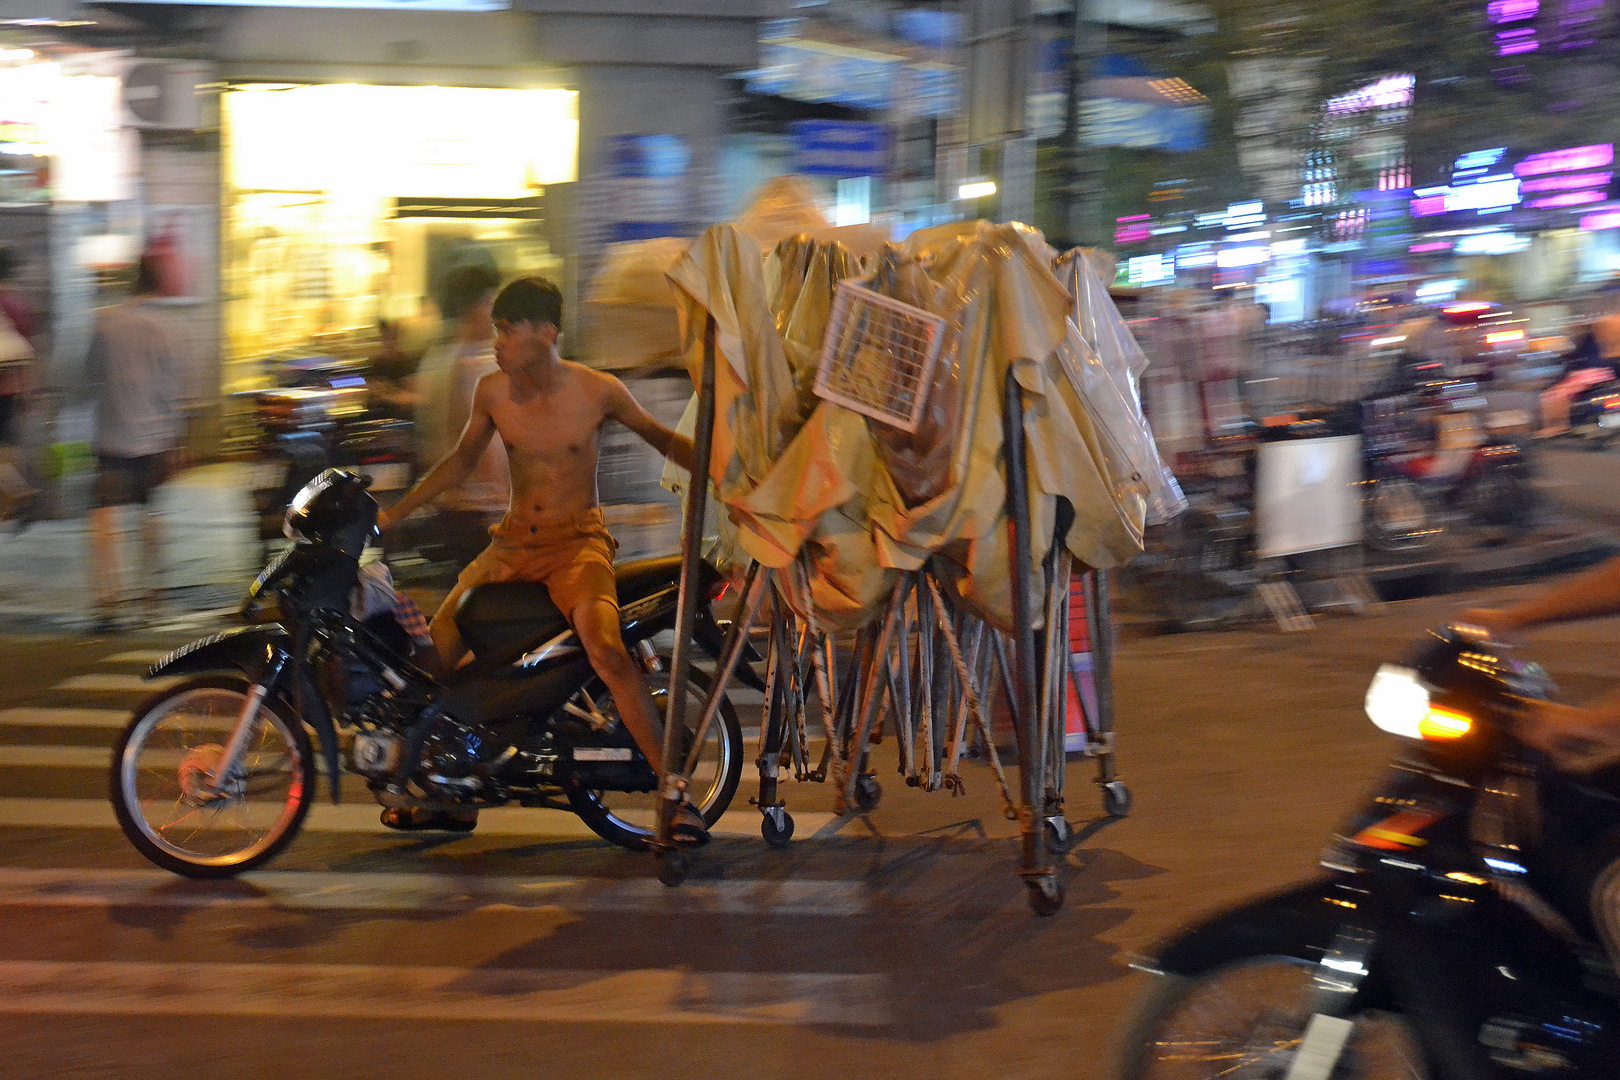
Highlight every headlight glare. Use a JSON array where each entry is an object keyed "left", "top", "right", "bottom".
[{"left": 1365, "top": 665, "right": 1430, "bottom": 739}]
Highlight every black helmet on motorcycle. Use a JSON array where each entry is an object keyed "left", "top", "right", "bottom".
[{"left": 283, "top": 468, "right": 377, "bottom": 557}]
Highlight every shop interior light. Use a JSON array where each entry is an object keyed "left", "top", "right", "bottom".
[
  {"left": 226, "top": 84, "right": 579, "bottom": 197},
  {"left": 958, "top": 180, "right": 997, "bottom": 200},
  {"left": 1485, "top": 330, "right": 1526, "bottom": 344}
]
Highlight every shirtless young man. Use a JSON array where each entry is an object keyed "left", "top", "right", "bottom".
[{"left": 378, "top": 276, "right": 705, "bottom": 840}]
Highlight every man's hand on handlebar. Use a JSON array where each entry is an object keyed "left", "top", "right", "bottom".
[
  {"left": 1454, "top": 608, "right": 1520, "bottom": 641},
  {"left": 1516, "top": 699, "right": 1620, "bottom": 775}
]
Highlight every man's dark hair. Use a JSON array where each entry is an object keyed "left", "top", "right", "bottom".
[
  {"left": 492, "top": 276, "right": 563, "bottom": 332},
  {"left": 440, "top": 263, "right": 501, "bottom": 323},
  {"left": 0, "top": 245, "right": 18, "bottom": 283},
  {"left": 133, "top": 254, "right": 162, "bottom": 296}
]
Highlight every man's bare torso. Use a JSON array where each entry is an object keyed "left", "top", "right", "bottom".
[{"left": 482, "top": 360, "right": 609, "bottom": 523}]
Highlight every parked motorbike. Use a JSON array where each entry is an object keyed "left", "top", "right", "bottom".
[
  {"left": 1361, "top": 376, "right": 1536, "bottom": 553},
  {"left": 109, "top": 468, "right": 752, "bottom": 878},
  {"left": 1118, "top": 625, "right": 1620, "bottom": 1078},
  {"left": 1565, "top": 375, "right": 1620, "bottom": 450},
  {"left": 246, "top": 354, "right": 414, "bottom": 563}
]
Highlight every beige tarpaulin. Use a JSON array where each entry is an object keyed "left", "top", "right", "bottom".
[
  {"left": 580, "top": 237, "right": 689, "bottom": 373},
  {"left": 665, "top": 218, "right": 1160, "bottom": 632}
]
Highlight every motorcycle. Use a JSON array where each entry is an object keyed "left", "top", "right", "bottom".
[
  {"left": 246, "top": 354, "right": 414, "bottom": 563},
  {"left": 1566, "top": 375, "right": 1620, "bottom": 450},
  {"left": 1361, "top": 377, "right": 1536, "bottom": 554},
  {"left": 109, "top": 468, "right": 756, "bottom": 878},
  {"left": 1118, "top": 625, "right": 1620, "bottom": 1078}
]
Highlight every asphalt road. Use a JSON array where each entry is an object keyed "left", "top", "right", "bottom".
[{"left": 1, "top": 577, "right": 1618, "bottom": 1079}]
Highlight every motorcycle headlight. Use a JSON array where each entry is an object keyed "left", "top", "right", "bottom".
[
  {"left": 1366, "top": 665, "right": 1430, "bottom": 739},
  {"left": 1365, "top": 664, "right": 1473, "bottom": 741}
]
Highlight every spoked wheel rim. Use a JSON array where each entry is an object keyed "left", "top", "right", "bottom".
[
  {"left": 1129, "top": 959, "right": 1427, "bottom": 1079},
  {"left": 571, "top": 671, "right": 740, "bottom": 844},
  {"left": 117, "top": 686, "right": 307, "bottom": 869}
]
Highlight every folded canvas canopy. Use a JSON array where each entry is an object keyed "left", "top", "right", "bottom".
[{"left": 663, "top": 217, "right": 1183, "bottom": 633}]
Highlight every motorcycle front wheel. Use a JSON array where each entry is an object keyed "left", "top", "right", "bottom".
[
  {"left": 110, "top": 674, "right": 313, "bottom": 879},
  {"left": 567, "top": 667, "right": 743, "bottom": 850},
  {"left": 1118, "top": 958, "right": 1429, "bottom": 1079}
]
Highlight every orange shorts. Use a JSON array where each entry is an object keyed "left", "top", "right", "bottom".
[{"left": 429, "top": 508, "right": 619, "bottom": 661}]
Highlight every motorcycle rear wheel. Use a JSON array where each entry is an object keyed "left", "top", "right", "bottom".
[
  {"left": 110, "top": 674, "right": 313, "bottom": 879},
  {"left": 1118, "top": 958, "right": 1428, "bottom": 1079},
  {"left": 567, "top": 667, "right": 743, "bottom": 851}
]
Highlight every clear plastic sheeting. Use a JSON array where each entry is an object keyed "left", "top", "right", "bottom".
[
  {"left": 665, "top": 217, "right": 1178, "bottom": 633},
  {"left": 1053, "top": 250, "right": 1187, "bottom": 527}
]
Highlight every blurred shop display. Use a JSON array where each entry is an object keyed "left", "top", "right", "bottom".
[{"left": 221, "top": 84, "right": 575, "bottom": 398}]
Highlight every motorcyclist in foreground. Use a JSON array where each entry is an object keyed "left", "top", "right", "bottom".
[{"left": 1461, "top": 554, "right": 1620, "bottom": 971}]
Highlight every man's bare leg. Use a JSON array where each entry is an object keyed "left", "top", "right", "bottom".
[
  {"left": 139, "top": 507, "right": 162, "bottom": 611},
  {"left": 572, "top": 599, "right": 665, "bottom": 773},
  {"left": 89, "top": 505, "right": 122, "bottom": 618}
]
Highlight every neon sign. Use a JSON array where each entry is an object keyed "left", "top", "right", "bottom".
[
  {"left": 1515, "top": 144, "right": 1614, "bottom": 176},
  {"left": 1325, "top": 74, "right": 1414, "bottom": 116}
]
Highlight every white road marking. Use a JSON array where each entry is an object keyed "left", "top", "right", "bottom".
[
  {"left": 0, "top": 798, "right": 836, "bottom": 838},
  {"left": 100, "top": 651, "right": 170, "bottom": 665},
  {"left": 0, "top": 708, "right": 127, "bottom": 729},
  {"left": 1284, "top": 1014, "right": 1355, "bottom": 1080},
  {"left": 0, "top": 960, "right": 891, "bottom": 1026},
  {"left": 0, "top": 866, "right": 869, "bottom": 916},
  {"left": 0, "top": 746, "right": 108, "bottom": 767},
  {"left": 52, "top": 674, "right": 182, "bottom": 694}
]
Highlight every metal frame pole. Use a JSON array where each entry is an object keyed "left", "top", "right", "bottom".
[
  {"left": 1004, "top": 366, "right": 1057, "bottom": 911},
  {"left": 659, "top": 315, "right": 718, "bottom": 850}
]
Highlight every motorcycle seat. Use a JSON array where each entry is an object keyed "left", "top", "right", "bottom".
[{"left": 454, "top": 555, "right": 692, "bottom": 664}]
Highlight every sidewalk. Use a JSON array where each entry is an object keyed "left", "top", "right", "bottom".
[
  {"left": 0, "top": 449, "right": 1615, "bottom": 638},
  {"left": 0, "top": 462, "right": 259, "bottom": 634}
]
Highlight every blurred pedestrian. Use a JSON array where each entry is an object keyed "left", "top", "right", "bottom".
[
  {"left": 0, "top": 245, "right": 41, "bottom": 521},
  {"left": 367, "top": 317, "right": 419, "bottom": 419},
  {"left": 85, "top": 255, "right": 191, "bottom": 631},
  {"left": 412, "top": 263, "right": 507, "bottom": 565}
]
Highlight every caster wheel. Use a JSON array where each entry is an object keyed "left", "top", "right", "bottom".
[
  {"left": 658, "top": 848, "right": 690, "bottom": 888},
  {"left": 761, "top": 808, "right": 795, "bottom": 848},
  {"left": 1027, "top": 876, "right": 1065, "bottom": 916},
  {"left": 1044, "top": 815, "right": 1076, "bottom": 855},
  {"left": 1102, "top": 780, "right": 1132, "bottom": 818},
  {"left": 853, "top": 773, "right": 882, "bottom": 813}
]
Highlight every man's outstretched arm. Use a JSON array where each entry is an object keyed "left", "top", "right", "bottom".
[
  {"left": 603, "top": 373, "right": 695, "bottom": 473},
  {"left": 379, "top": 378, "right": 499, "bottom": 528},
  {"left": 1458, "top": 554, "right": 1620, "bottom": 636}
]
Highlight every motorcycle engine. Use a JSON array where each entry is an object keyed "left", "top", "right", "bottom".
[{"left": 350, "top": 732, "right": 403, "bottom": 777}]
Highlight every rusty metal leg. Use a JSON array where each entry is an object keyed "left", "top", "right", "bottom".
[
  {"left": 684, "top": 562, "right": 768, "bottom": 776},
  {"left": 1088, "top": 566, "right": 1130, "bottom": 818},
  {"left": 1004, "top": 366, "right": 1060, "bottom": 914},
  {"left": 656, "top": 315, "right": 718, "bottom": 886},
  {"left": 842, "top": 575, "right": 911, "bottom": 811}
]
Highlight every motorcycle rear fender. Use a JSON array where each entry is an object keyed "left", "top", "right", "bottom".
[{"left": 694, "top": 607, "right": 767, "bottom": 692}]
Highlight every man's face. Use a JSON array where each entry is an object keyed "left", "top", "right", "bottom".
[{"left": 493, "top": 318, "right": 555, "bottom": 372}]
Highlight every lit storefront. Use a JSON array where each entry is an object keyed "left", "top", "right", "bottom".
[{"left": 221, "top": 82, "right": 577, "bottom": 393}]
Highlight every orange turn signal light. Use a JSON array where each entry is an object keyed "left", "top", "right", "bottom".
[{"left": 1419, "top": 706, "right": 1472, "bottom": 740}]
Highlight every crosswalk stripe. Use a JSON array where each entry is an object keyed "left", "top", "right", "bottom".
[
  {"left": 0, "top": 797, "right": 835, "bottom": 839},
  {"left": 0, "top": 866, "right": 869, "bottom": 915},
  {"left": 0, "top": 746, "right": 108, "bottom": 767},
  {"left": 100, "top": 651, "right": 170, "bottom": 665},
  {"left": 0, "top": 960, "right": 890, "bottom": 1026},
  {"left": 0, "top": 707, "right": 127, "bottom": 728},
  {"left": 52, "top": 674, "right": 181, "bottom": 694}
]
